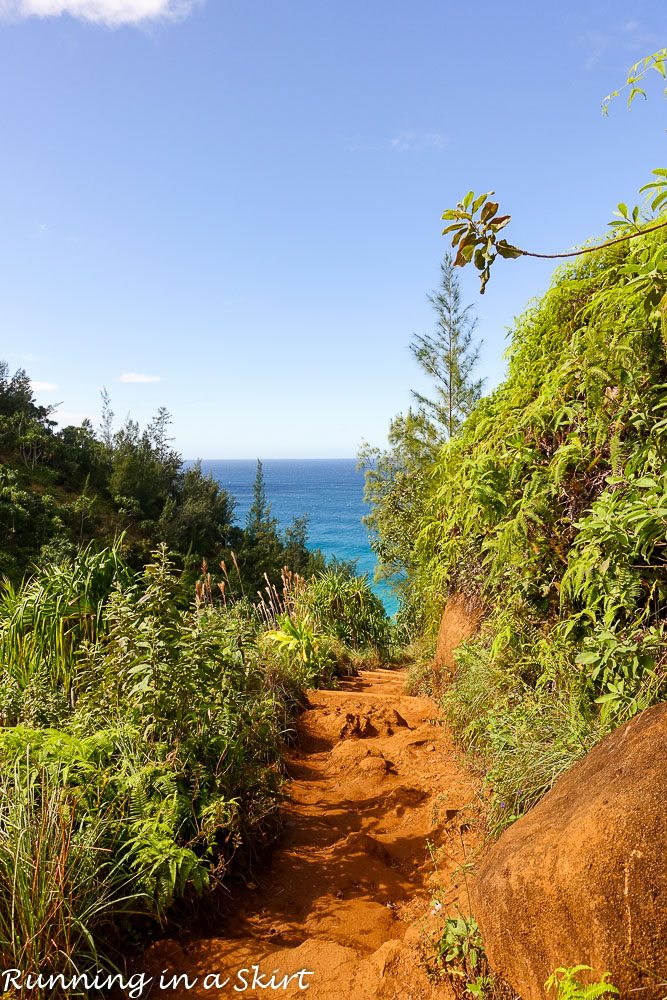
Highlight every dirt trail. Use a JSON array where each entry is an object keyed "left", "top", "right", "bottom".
[{"left": 145, "top": 668, "right": 481, "bottom": 999}]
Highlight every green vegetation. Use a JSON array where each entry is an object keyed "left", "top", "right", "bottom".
[
  {"left": 359, "top": 253, "right": 483, "bottom": 632},
  {"left": 545, "top": 966, "right": 619, "bottom": 1000},
  {"left": 357, "top": 53, "right": 667, "bottom": 998},
  {"left": 360, "top": 40, "right": 667, "bottom": 842},
  {"left": 434, "top": 911, "right": 486, "bottom": 983},
  {"left": 0, "top": 539, "right": 389, "bottom": 991},
  {"left": 0, "top": 365, "right": 322, "bottom": 595},
  {"left": 415, "top": 217, "right": 667, "bottom": 831},
  {"left": 3, "top": 43, "right": 664, "bottom": 999},
  {"left": 431, "top": 906, "right": 621, "bottom": 1000},
  {"left": 0, "top": 762, "right": 135, "bottom": 983},
  {"left": 366, "top": 156, "right": 667, "bottom": 836},
  {"left": 0, "top": 385, "right": 390, "bottom": 988}
]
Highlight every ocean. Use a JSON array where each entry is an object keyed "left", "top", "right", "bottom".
[{"left": 196, "top": 459, "right": 397, "bottom": 615}]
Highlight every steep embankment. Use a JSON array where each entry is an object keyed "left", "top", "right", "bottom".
[
  {"left": 141, "top": 669, "right": 481, "bottom": 999},
  {"left": 414, "top": 230, "right": 667, "bottom": 827}
]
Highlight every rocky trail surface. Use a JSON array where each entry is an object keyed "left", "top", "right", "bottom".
[{"left": 143, "top": 668, "right": 481, "bottom": 999}]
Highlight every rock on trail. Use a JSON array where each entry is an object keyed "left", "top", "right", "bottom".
[{"left": 142, "top": 668, "right": 480, "bottom": 999}]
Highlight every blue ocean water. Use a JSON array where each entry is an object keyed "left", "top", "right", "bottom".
[{"left": 197, "top": 459, "right": 397, "bottom": 615}]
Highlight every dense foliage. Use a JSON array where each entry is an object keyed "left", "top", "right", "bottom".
[
  {"left": 0, "top": 368, "right": 322, "bottom": 594},
  {"left": 0, "top": 542, "right": 389, "bottom": 992},
  {"left": 413, "top": 217, "right": 667, "bottom": 829},
  {"left": 0, "top": 379, "right": 389, "bottom": 989}
]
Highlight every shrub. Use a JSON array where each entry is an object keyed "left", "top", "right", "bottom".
[
  {"left": 303, "top": 567, "right": 391, "bottom": 655},
  {"left": 0, "top": 544, "right": 338, "bottom": 975},
  {"left": 264, "top": 614, "right": 337, "bottom": 690}
]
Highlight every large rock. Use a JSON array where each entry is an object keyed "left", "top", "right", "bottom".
[
  {"left": 472, "top": 702, "right": 667, "bottom": 1000},
  {"left": 433, "top": 593, "right": 483, "bottom": 678}
]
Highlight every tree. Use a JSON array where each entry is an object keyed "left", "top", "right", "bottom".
[
  {"left": 109, "top": 412, "right": 181, "bottom": 523},
  {"left": 359, "top": 409, "right": 432, "bottom": 584},
  {"left": 235, "top": 462, "right": 325, "bottom": 598},
  {"left": 55, "top": 421, "right": 109, "bottom": 489},
  {"left": 0, "top": 361, "right": 323, "bottom": 588},
  {"left": 0, "top": 363, "right": 53, "bottom": 424},
  {"left": 0, "top": 364, "right": 56, "bottom": 469},
  {"left": 99, "top": 389, "right": 114, "bottom": 451},
  {"left": 240, "top": 461, "right": 282, "bottom": 596},
  {"left": 283, "top": 514, "right": 326, "bottom": 578},
  {"left": 411, "top": 253, "right": 483, "bottom": 442},
  {"left": 360, "top": 256, "right": 482, "bottom": 597},
  {"left": 441, "top": 50, "right": 667, "bottom": 293},
  {"left": 246, "top": 460, "right": 276, "bottom": 538},
  {"left": 158, "top": 462, "right": 235, "bottom": 557}
]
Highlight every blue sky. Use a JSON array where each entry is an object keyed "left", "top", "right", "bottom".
[{"left": 1, "top": 0, "right": 665, "bottom": 458}]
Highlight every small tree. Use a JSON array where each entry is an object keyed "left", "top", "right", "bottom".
[
  {"left": 246, "top": 460, "right": 276, "bottom": 538},
  {"left": 360, "top": 255, "right": 483, "bottom": 601},
  {"left": 240, "top": 460, "right": 282, "bottom": 596},
  {"left": 99, "top": 389, "right": 114, "bottom": 451},
  {"left": 410, "top": 253, "right": 483, "bottom": 441}
]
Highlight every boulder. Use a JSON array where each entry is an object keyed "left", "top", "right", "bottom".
[
  {"left": 433, "top": 593, "right": 483, "bottom": 678},
  {"left": 472, "top": 702, "right": 667, "bottom": 1000}
]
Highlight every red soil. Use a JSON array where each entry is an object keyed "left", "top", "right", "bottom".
[{"left": 141, "top": 668, "right": 481, "bottom": 999}]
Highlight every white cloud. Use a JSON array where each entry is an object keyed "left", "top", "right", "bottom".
[
  {"left": 388, "top": 130, "right": 446, "bottom": 152},
  {"left": 348, "top": 130, "right": 447, "bottom": 153},
  {"left": 30, "top": 380, "right": 58, "bottom": 392},
  {"left": 119, "top": 372, "right": 162, "bottom": 383},
  {"left": 0, "top": 0, "right": 199, "bottom": 26}
]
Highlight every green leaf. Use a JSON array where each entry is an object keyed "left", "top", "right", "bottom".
[
  {"left": 575, "top": 651, "right": 599, "bottom": 664},
  {"left": 496, "top": 239, "right": 523, "bottom": 260},
  {"left": 627, "top": 85, "right": 647, "bottom": 105}
]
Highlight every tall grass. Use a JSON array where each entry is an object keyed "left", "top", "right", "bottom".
[
  {"left": 0, "top": 759, "right": 139, "bottom": 996},
  {"left": 442, "top": 626, "right": 610, "bottom": 833}
]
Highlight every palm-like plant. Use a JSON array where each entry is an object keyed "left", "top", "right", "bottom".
[
  {"left": 305, "top": 567, "right": 391, "bottom": 653},
  {"left": 0, "top": 541, "right": 129, "bottom": 699},
  {"left": 266, "top": 615, "right": 321, "bottom": 669}
]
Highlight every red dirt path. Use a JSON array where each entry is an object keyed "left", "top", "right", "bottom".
[{"left": 142, "top": 668, "right": 481, "bottom": 999}]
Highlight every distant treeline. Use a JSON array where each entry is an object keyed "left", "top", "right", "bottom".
[{"left": 0, "top": 362, "right": 324, "bottom": 595}]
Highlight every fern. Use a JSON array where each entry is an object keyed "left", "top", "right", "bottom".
[{"left": 545, "top": 965, "right": 619, "bottom": 1000}]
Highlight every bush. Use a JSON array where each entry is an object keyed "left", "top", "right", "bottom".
[
  {"left": 0, "top": 544, "right": 344, "bottom": 977},
  {"left": 303, "top": 567, "right": 391, "bottom": 655}
]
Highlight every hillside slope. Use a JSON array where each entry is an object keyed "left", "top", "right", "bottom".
[{"left": 415, "top": 225, "right": 667, "bottom": 828}]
